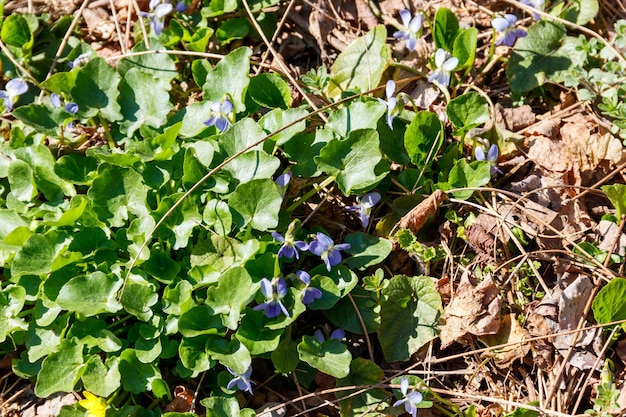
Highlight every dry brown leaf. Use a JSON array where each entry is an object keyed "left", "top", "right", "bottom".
[
  {"left": 439, "top": 272, "right": 501, "bottom": 349},
  {"left": 397, "top": 190, "right": 446, "bottom": 235},
  {"left": 526, "top": 136, "right": 568, "bottom": 172},
  {"left": 354, "top": 0, "right": 378, "bottom": 29},
  {"left": 496, "top": 103, "right": 536, "bottom": 131},
  {"left": 465, "top": 213, "right": 501, "bottom": 259},
  {"left": 479, "top": 314, "right": 530, "bottom": 368},
  {"left": 163, "top": 385, "right": 195, "bottom": 413},
  {"left": 526, "top": 311, "right": 554, "bottom": 371}
]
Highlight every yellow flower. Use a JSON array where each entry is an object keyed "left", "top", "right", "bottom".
[{"left": 78, "top": 391, "right": 107, "bottom": 417}]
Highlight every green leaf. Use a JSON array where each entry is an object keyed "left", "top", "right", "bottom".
[
  {"left": 206, "top": 267, "right": 255, "bottom": 330},
  {"left": 561, "top": 0, "right": 598, "bottom": 25},
  {"left": 203, "top": 46, "right": 252, "bottom": 113},
  {"left": 143, "top": 250, "right": 181, "bottom": 284},
  {"left": 271, "top": 337, "right": 300, "bottom": 373},
  {"left": 56, "top": 272, "right": 123, "bottom": 317},
  {"left": 12, "top": 104, "right": 61, "bottom": 136},
  {"left": 203, "top": 199, "right": 232, "bottom": 236},
  {"left": 119, "top": 349, "right": 162, "bottom": 394},
  {"left": 259, "top": 107, "right": 308, "bottom": 146},
  {"left": 446, "top": 92, "right": 489, "bottom": 137},
  {"left": 378, "top": 275, "right": 442, "bottom": 362},
  {"left": 507, "top": 21, "right": 571, "bottom": 94},
  {"left": 179, "top": 336, "right": 213, "bottom": 372},
  {"left": 8, "top": 159, "right": 37, "bottom": 202},
  {"left": 185, "top": 27, "right": 214, "bottom": 52},
  {"left": 81, "top": 356, "right": 121, "bottom": 397},
  {"left": 162, "top": 280, "right": 194, "bottom": 316},
  {"left": 217, "top": 18, "right": 250, "bottom": 45},
  {"left": 25, "top": 313, "right": 70, "bottom": 362},
  {"left": 344, "top": 232, "right": 392, "bottom": 270},
  {"left": 602, "top": 184, "right": 626, "bottom": 219},
  {"left": 315, "top": 129, "right": 385, "bottom": 195},
  {"left": 336, "top": 358, "right": 387, "bottom": 416},
  {"left": 297, "top": 335, "right": 351, "bottom": 378},
  {"left": 15, "top": 145, "right": 76, "bottom": 201},
  {"left": 11, "top": 234, "right": 56, "bottom": 277},
  {"left": 0, "top": 285, "right": 27, "bottom": 343},
  {"left": 593, "top": 278, "right": 626, "bottom": 325},
  {"left": 219, "top": 117, "right": 266, "bottom": 156},
  {"left": 443, "top": 159, "right": 491, "bottom": 200},
  {"left": 433, "top": 8, "right": 459, "bottom": 52},
  {"left": 54, "top": 154, "right": 98, "bottom": 185},
  {"left": 404, "top": 111, "right": 443, "bottom": 171},
  {"left": 229, "top": 178, "right": 283, "bottom": 231},
  {"left": 248, "top": 73, "right": 291, "bottom": 109},
  {"left": 88, "top": 164, "right": 149, "bottom": 227},
  {"left": 236, "top": 309, "right": 282, "bottom": 355},
  {"left": 117, "top": 41, "right": 178, "bottom": 82},
  {"left": 200, "top": 396, "right": 241, "bottom": 417},
  {"left": 453, "top": 27, "right": 478, "bottom": 69},
  {"left": 324, "top": 285, "right": 379, "bottom": 334},
  {"left": 328, "top": 25, "right": 391, "bottom": 98},
  {"left": 205, "top": 335, "right": 251, "bottom": 375},
  {"left": 71, "top": 57, "right": 123, "bottom": 121},
  {"left": 119, "top": 68, "right": 173, "bottom": 136},
  {"left": 327, "top": 100, "right": 386, "bottom": 137},
  {"left": 1, "top": 14, "right": 33, "bottom": 52},
  {"left": 35, "top": 339, "right": 85, "bottom": 397},
  {"left": 121, "top": 273, "right": 158, "bottom": 321},
  {"left": 179, "top": 305, "right": 224, "bottom": 337},
  {"left": 0, "top": 209, "right": 27, "bottom": 239},
  {"left": 222, "top": 151, "right": 280, "bottom": 184}
]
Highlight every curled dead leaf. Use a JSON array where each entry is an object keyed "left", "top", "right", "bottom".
[
  {"left": 397, "top": 190, "right": 446, "bottom": 235},
  {"left": 479, "top": 314, "right": 530, "bottom": 368}
]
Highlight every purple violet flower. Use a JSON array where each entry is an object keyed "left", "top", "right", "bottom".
[
  {"left": 346, "top": 191, "right": 381, "bottom": 227},
  {"left": 393, "top": 378, "right": 423, "bottom": 417},
  {"left": 393, "top": 9, "right": 425, "bottom": 52},
  {"left": 141, "top": 1, "right": 173, "bottom": 35},
  {"left": 378, "top": 80, "right": 404, "bottom": 129},
  {"left": 272, "top": 230, "right": 308, "bottom": 260},
  {"left": 67, "top": 52, "right": 91, "bottom": 69},
  {"left": 254, "top": 278, "right": 289, "bottom": 318},
  {"left": 492, "top": 14, "right": 527, "bottom": 47},
  {"left": 308, "top": 232, "right": 351, "bottom": 271},
  {"left": 428, "top": 49, "right": 458, "bottom": 87},
  {"left": 204, "top": 98, "right": 234, "bottom": 132},
  {"left": 475, "top": 143, "right": 503, "bottom": 175},
  {"left": 0, "top": 79, "right": 28, "bottom": 112},
  {"left": 520, "top": 0, "right": 544, "bottom": 20},
  {"left": 226, "top": 366, "right": 254, "bottom": 394},
  {"left": 313, "top": 328, "right": 345, "bottom": 343},
  {"left": 175, "top": 0, "right": 187, "bottom": 12},
  {"left": 296, "top": 270, "right": 322, "bottom": 304}
]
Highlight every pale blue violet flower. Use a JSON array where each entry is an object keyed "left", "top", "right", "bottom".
[
  {"left": 67, "top": 52, "right": 91, "bottom": 69},
  {"left": 313, "top": 328, "right": 345, "bottom": 343},
  {"left": 393, "top": 378, "right": 423, "bottom": 417},
  {"left": 520, "top": 0, "right": 544, "bottom": 20},
  {"left": 309, "top": 232, "right": 351, "bottom": 271},
  {"left": 428, "top": 49, "right": 458, "bottom": 87},
  {"left": 51, "top": 94, "right": 79, "bottom": 128},
  {"left": 204, "top": 98, "right": 234, "bottom": 132},
  {"left": 492, "top": 14, "right": 527, "bottom": 47},
  {"left": 0, "top": 79, "right": 28, "bottom": 112},
  {"left": 141, "top": 1, "right": 173, "bottom": 35},
  {"left": 378, "top": 80, "right": 404, "bottom": 129},
  {"left": 346, "top": 191, "right": 381, "bottom": 228},
  {"left": 275, "top": 172, "right": 292, "bottom": 188},
  {"left": 475, "top": 143, "right": 503, "bottom": 175},
  {"left": 175, "top": 0, "right": 187, "bottom": 12},
  {"left": 393, "top": 9, "right": 425, "bottom": 52},
  {"left": 272, "top": 221, "right": 308, "bottom": 260},
  {"left": 296, "top": 270, "right": 322, "bottom": 304},
  {"left": 254, "top": 278, "right": 289, "bottom": 318},
  {"left": 226, "top": 366, "right": 254, "bottom": 394}
]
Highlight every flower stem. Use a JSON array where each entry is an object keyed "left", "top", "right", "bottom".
[{"left": 286, "top": 175, "right": 336, "bottom": 213}]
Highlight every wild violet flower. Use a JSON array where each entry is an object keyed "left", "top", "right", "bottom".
[
  {"left": 520, "top": 0, "right": 544, "bottom": 20},
  {"left": 427, "top": 49, "right": 458, "bottom": 87},
  {"left": 308, "top": 232, "right": 351, "bottom": 271},
  {"left": 378, "top": 80, "right": 404, "bottom": 129},
  {"left": 226, "top": 366, "right": 254, "bottom": 394},
  {"left": 272, "top": 223, "right": 308, "bottom": 260},
  {"left": 78, "top": 391, "right": 107, "bottom": 417},
  {"left": 254, "top": 277, "right": 289, "bottom": 318},
  {"left": 313, "top": 328, "right": 345, "bottom": 343},
  {"left": 0, "top": 79, "right": 28, "bottom": 112},
  {"left": 51, "top": 93, "right": 79, "bottom": 128},
  {"left": 346, "top": 191, "right": 381, "bottom": 228},
  {"left": 204, "top": 98, "right": 234, "bottom": 132},
  {"left": 296, "top": 270, "right": 322, "bottom": 304},
  {"left": 475, "top": 143, "right": 502, "bottom": 175},
  {"left": 175, "top": 0, "right": 188, "bottom": 12},
  {"left": 492, "top": 14, "right": 527, "bottom": 47},
  {"left": 67, "top": 52, "right": 91, "bottom": 69},
  {"left": 393, "top": 378, "right": 423, "bottom": 417},
  {"left": 141, "top": 0, "right": 174, "bottom": 35},
  {"left": 393, "top": 9, "right": 425, "bottom": 52}
]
